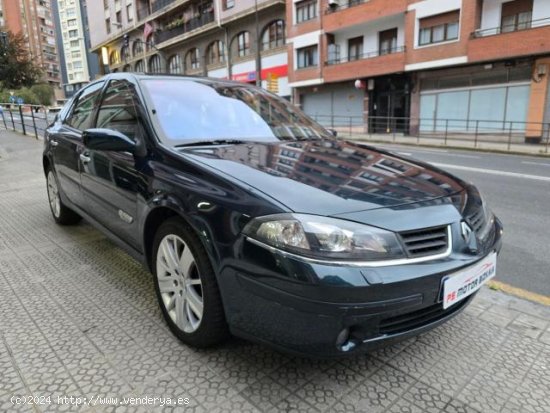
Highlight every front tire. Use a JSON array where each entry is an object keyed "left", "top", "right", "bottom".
[
  {"left": 46, "top": 168, "right": 81, "bottom": 225},
  {"left": 152, "top": 217, "right": 229, "bottom": 348}
]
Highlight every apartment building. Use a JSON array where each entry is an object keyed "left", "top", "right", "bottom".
[
  {"left": 2, "top": 0, "right": 62, "bottom": 89},
  {"left": 86, "top": 0, "right": 289, "bottom": 97},
  {"left": 287, "top": 0, "right": 550, "bottom": 142},
  {"left": 53, "top": 0, "right": 99, "bottom": 98}
]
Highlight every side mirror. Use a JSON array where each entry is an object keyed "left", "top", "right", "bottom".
[{"left": 82, "top": 128, "right": 136, "bottom": 152}]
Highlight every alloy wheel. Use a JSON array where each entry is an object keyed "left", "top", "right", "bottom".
[
  {"left": 47, "top": 171, "right": 61, "bottom": 218},
  {"left": 156, "top": 234, "right": 204, "bottom": 333}
]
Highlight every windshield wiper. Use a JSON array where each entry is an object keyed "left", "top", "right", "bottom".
[{"left": 174, "top": 139, "right": 248, "bottom": 148}]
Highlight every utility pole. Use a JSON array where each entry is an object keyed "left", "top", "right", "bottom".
[{"left": 254, "top": 0, "right": 261, "bottom": 87}]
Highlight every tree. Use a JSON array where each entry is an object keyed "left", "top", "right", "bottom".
[
  {"left": 0, "top": 30, "right": 42, "bottom": 89},
  {"left": 31, "top": 84, "right": 54, "bottom": 106},
  {"left": 16, "top": 88, "right": 39, "bottom": 105}
]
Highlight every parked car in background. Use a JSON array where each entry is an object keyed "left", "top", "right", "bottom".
[{"left": 42, "top": 73, "right": 503, "bottom": 357}]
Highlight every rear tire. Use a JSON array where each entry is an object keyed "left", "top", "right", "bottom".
[
  {"left": 46, "top": 168, "right": 81, "bottom": 225},
  {"left": 152, "top": 217, "right": 229, "bottom": 348}
]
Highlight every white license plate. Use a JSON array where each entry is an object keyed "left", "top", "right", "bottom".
[{"left": 443, "top": 253, "right": 497, "bottom": 309}]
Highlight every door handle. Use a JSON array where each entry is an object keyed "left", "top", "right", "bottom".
[
  {"left": 79, "top": 153, "right": 91, "bottom": 164},
  {"left": 50, "top": 140, "right": 59, "bottom": 147}
]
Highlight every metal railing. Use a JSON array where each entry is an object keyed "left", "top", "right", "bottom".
[
  {"left": 310, "top": 114, "right": 550, "bottom": 153},
  {"left": 326, "top": 46, "right": 405, "bottom": 65},
  {"left": 472, "top": 16, "right": 550, "bottom": 38},
  {"left": 152, "top": 0, "right": 177, "bottom": 13},
  {"left": 156, "top": 12, "right": 215, "bottom": 44},
  {"left": 325, "top": 0, "right": 367, "bottom": 14},
  {"left": 0, "top": 104, "right": 55, "bottom": 139}
]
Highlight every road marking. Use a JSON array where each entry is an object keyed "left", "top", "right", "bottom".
[
  {"left": 381, "top": 146, "right": 479, "bottom": 158},
  {"left": 522, "top": 161, "right": 550, "bottom": 167},
  {"left": 487, "top": 280, "right": 550, "bottom": 307},
  {"left": 432, "top": 163, "right": 550, "bottom": 182}
]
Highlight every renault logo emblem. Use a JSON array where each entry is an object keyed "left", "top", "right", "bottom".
[
  {"left": 461, "top": 221, "right": 473, "bottom": 242},
  {"left": 461, "top": 221, "right": 478, "bottom": 253}
]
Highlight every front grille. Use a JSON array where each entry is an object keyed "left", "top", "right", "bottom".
[
  {"left": 467, "top": 207, "right": 485, "bottom": 235},
  {"left": 399, "top": 225, "right": 449, "bottom": 258},
  {"left": 379, "top": 296, "right": 472, "bottom": 335}
]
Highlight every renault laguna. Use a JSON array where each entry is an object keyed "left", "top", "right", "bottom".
[{"left": 43, "top": 74, "right": 502, "bottom": 357}]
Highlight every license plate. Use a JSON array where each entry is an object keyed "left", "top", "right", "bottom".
[{"left": 443, "top": 253, "right": 497, "bottom": 309}]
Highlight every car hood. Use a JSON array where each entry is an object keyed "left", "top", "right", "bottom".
[{"left": 180, "top": 139, "right": 467, "bottom": 217}]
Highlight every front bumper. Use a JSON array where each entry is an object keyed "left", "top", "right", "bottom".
[{"left": 219, "top": 218, "right": 503, "bottom": 357}]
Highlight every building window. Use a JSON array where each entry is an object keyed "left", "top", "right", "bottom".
[
  {"left": 234, "top": 31, "right": 250, "bottom": 57},
  {"left": 68, "top": 19, "right": 77, "bottom": 27},
  {"left": 149, "top": 54, "right": 162, "bottom": 73},
  {"left": 135, "top": 59, "right": 145, "bottom": 72},
  {"left": 168, "top": 54, "right": 182, "bottom": 74},
  {"left": 296, "top": 45, "right": 318, "bottom": 68},
  {"left": 501, "top": 0, "right": 533, "bottom": 33},
  {"left": 132, "top": 39, "right": 143, "bottom": 55},
  {"left": 418, "top": 10, "right": 460, "bottom": 46},
  {"left": 261, "top": 20, "right": 285, "bottom": 50},
  {"left": 296, "top": 0, "right": 317, "bottom": 24},
  {"left": 71, "top": 50, "right": 81, "bottom": 58},
  {"left": 103, "top": 0, "right": 108, "bottom": 8},
  {"left": 110, "top": 50, "right": 120, "bottom": 65},
  {"left": 70, "top": 40, "right": 79, "bottom": 48},
  {"left": 106, "top": 17, "right": 111, "bottom": 34},
  {"left": 121, "top": 45, "right": 130, "bottom": 60},
  {"left": 206, "top": 40, "right": 225, "bottom": 65},
  {"left": 123, "top": 64, "right": 131, "bottom": 72},
  {"left": 73, "top": 60, "right": 82, "bottom": 69},
  {"left": 223, "top": 0, "right": 234, "bottom": 10},
  {"left": 127, "top": 3, "right": 133, "bottom": 22},
  {"left": 116, "top": 10, "right": 122, "bottom": 24},
  {"left": 347, "top": 36, "right": 363, "bottom": 61},
  {"left": 69, "top": 29, "right": 78, "bottom": 38},
  {"left": 379, "top": 28, "right": 398, "bottom": 55},
  {"left": 185, "top": 48, "right": 200, "bottom": 70}
]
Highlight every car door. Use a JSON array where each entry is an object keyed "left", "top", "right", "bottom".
[
  {"left": 51, "top": 81, "right": 105, "bottom": 207},
  {"left": 80, "top": 79, "right": 145, "bottom": 249}
]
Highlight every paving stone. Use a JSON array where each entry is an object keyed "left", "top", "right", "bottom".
[{"left": 1, "top": 130, "right": 549, "bottom": 413}]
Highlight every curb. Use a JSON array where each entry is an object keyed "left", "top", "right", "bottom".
[
  {"left": 351, "top": 138, "right": 550, "bottom": 158},
  {"left": 487, "top": 280, "right": 550, "bottom": 307}
]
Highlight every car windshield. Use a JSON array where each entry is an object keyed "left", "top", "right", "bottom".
[{"left": 141, "top": 79, "right": 331, "bottom": 145}]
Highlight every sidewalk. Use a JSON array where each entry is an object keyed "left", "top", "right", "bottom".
[
  {"left": 340, "top": 132, "right": 550, "bottom": 157},
  {"left": 1, "top": 129, "right": 549, "bottom": 413}
]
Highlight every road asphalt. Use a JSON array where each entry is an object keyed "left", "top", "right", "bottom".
[{"left": 370, "top": 143, "right": 550, "bottom": 298}]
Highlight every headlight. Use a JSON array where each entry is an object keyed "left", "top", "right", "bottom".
[{"left": 243, "top": 213, "right": 405, "bottom": 261}]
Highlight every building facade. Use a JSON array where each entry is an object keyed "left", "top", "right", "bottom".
[
  {"left": 86, "top": 0, "right": 289, "bottom": 97},
  {"left": 287, "top": 0, "right": 550, "bottom": 142},
  {"left": 53, "top": 0, "right": 99, "bottom": 99},
  {"left": 2, "top": 0, "right": 62, "bottom": 89}
]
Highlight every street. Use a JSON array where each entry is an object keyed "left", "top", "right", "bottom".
[{"left": 372, "top": 143, "right": 550, "bottom": 298}]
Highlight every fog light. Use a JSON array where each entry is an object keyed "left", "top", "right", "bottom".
[{"left": 336, "top": 327, "right": 350, "bottom": 347}]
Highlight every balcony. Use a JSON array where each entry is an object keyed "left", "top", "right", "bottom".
[
  {"left": 323, "top": 46, "right": 405, "bottom": 82},
  {"left": 155, "top": 12, "right": 215, "bottom": 46},
  {"left": 323, "top": 0, "right": 406, "bottom": 33},
  {"left": 469, "top": 17, "right": 550, "bottom": 62},
  {"left": 152, "top": 0, "right": 177, "bottom": 13}
]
